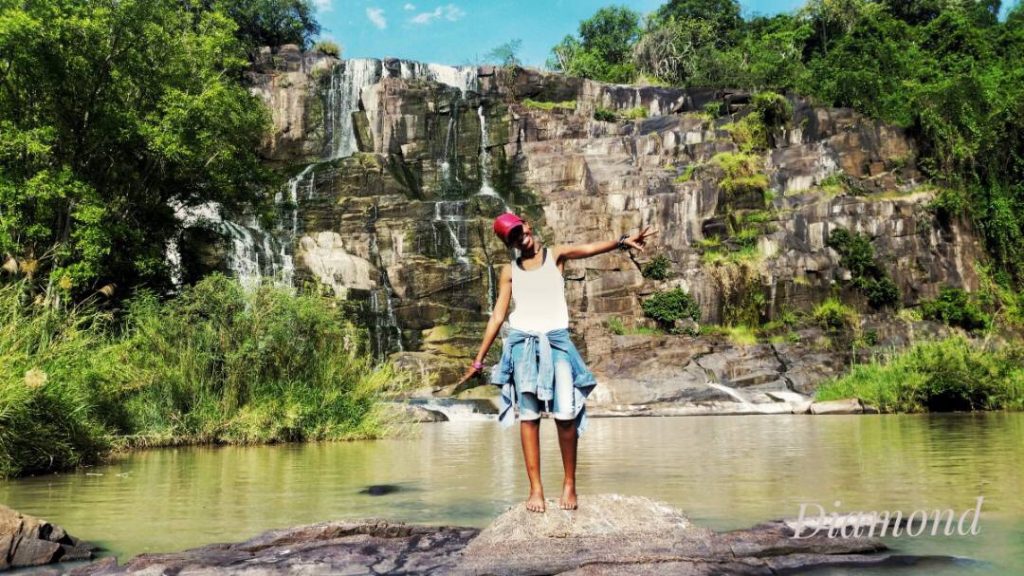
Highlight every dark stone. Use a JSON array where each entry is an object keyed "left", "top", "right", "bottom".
[
  {"left": 11, "top": 537, "right": 63, "bottom": 567},
  {"left": 360, "top": 484, "right": 403, "bottom": 496}
]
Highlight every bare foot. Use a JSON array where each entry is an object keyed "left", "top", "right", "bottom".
[
  {"left": 525, "top": 489, "right": 546, "bottom": 513},
  {"left": 559, "top": 484, "right": 577, "bottom": 510}
]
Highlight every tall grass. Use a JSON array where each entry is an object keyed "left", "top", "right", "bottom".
[
  {"left": 0, "top": 275, "right": 408, "bottom": 478},
  {"left": 816, "top": 336, "right": 1024, "bottom": 413}
]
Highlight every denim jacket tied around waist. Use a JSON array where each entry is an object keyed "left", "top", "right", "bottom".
[{"left": 489, "top": 327, "right": 598, "bottom": 434}]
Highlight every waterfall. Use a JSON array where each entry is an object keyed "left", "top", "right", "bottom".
[
  {"left": 274, "top": 164, "right": 316, "bottom": 287},
  {"left": 367, "top": 203, "right": 404, "bottom": 359},
  {"left": 433, "top": 200, "right": 469, "bottom": 265},
  {"left": 426, "top": 64, "right": 478, "bottom": 95},
  {"left": 326, "top": 59, "right": 383, "bottom": 159},
  {"left": 477, "top": 104, "right": 498, "bottom": 197}
]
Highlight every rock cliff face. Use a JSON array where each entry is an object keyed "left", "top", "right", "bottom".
[{"left": 191, "top": 48, "right": 982, "bottom": 411}]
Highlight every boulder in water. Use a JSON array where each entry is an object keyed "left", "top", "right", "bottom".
[{"left": 1, "top": 504, "right": 94, "bottom": 570}]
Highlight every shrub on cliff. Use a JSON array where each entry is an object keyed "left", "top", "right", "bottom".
[
  {"left": 641, "top": 255, "right": 672, "bottom": 280},
  {"left": 813, "top": 297, "right": 858, "bottom": 333},
  {"left": 642, "top": 288, "right": 701, "bottom": 329},
  {"left": 920, "top": 287, "right": 991, "bottom": 332},
  {"left": 826, "top": 229, "right": 901, "bottom": 308}
]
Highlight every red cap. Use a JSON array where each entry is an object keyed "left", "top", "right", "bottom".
[{"left": 493, "top": 213, "right": 524, "bottom": 244}]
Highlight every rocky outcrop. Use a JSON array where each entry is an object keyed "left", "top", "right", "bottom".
[
  {"left": 69, "top": 495, "right": 958, "bottom": 575},
  {"left": 1, "top": 505, "right": 94, "bottom": 570},
  {"left": 210, "top": 53, "right": 987, "bottom": 409}
]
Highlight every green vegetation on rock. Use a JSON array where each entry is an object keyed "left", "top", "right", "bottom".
[
  {"left": 522, "top": 99, "right": 577, "bottom": 112},
  {"left": 920, "top": 287, "right": 991, "bottom": 332},
  {"left": 641, "top": 287, "right": 701, "bottom": 329},
  {"left": 826, "top": 228, "right": 901, "bottom": 308},
  {"left": 641, "top": 255, "right": 672, "bottom": 280}
]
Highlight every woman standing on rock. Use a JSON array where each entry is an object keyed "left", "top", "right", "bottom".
[{"left": 458, "top": 213, "right": 656, "bottom": 512}]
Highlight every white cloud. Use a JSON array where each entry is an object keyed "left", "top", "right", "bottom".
[
  {"left": 366, "top": 7, "right": 387, "bottom": 30},
  {"left": 409, "top": 4, "right": 465, "bottom": 25},
  {"left": 312, "top": 0, "right": 332, "bottom": 12},
  {"left": 403, "top": 3, "right": 416, "bottom": 10}
]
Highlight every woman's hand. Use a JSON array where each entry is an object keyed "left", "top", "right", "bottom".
[
  {"left": 624, "top": 226, "right": 658, "bottom": 252},
  {"left": 455, "top": 363, "right": 482, "bottom": 388}
]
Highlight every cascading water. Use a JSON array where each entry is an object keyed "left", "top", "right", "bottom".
[
  {"left": 477, "top": 104, "right": 498, "bottom": 197},
  {"left": 326, "top": 59, "right": 383, "bottom": 159},
  {"left": 367, "top": 203, "right": 404, "bottom": 359},
  {"left": 433, "top": 201, "right": 469, "bottom": 265}
]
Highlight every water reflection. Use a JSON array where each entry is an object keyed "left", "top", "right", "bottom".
[{"left": 1, "top": 414, "right": 1020, "bottom": 573}]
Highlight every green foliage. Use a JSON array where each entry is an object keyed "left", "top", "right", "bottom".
[
  {"left": 550, "top": 6, "right": 640, "bottom": 82},
  {"left": 816, "top": 336, "right": 1024, "bottom": 412},
  {"left": 655, "top": 0, "right": 743, "bottom": 38},
  {"left": 920, "top": 287, "right": 992, "bottom": 332},
  {"left": 0, "top": 276, "right": 405, "bottom": 478},
  {"left": 813, "top": 297, "right": 859, "bottom": 332},
  {"left": 522, "top": 99, "right": 577, "bottom": 112},
  {"left": 641, "top": 255, "right": 672, "bottom": 280},
  {"left": 641, "top": 287, "right": 701, "bottom": 328},
  {"left": 593, "top": 107, "right": 618, "bottom": 122},
  {"left": 313, "top": 40, "right": 341, "bottom": 58},
  {"left": 212, "top": 0, "right": 321, "bottom": 54},
  {"left": 826, "top": 228, "right": 901, "bottom": 308},
  {"left": 0, "top": 0, "right": 272, "bottom": 297}
]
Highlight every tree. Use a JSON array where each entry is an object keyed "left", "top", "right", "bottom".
[
  {"left": 551, "top": 6, "right": 640, "bottom": 83},
  {"left": 196, "top": 0, "right": 321, "bottom": 54},
  {"left": 655, "top": 0, "right": 742, "bottom": 39},
  {"left": 0, "top": 0, "right": 271, "bottom": 298}
]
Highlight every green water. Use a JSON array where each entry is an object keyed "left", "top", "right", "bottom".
[{"left": 2, "top": 414, "right": 1022, "bottom": 573}]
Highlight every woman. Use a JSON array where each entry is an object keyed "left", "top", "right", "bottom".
[{"left": 458, "top": 213, "right": 656, "bottom": 512}]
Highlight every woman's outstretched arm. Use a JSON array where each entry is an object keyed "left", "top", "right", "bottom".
[
  {"left": 554, "top": 226, "right": 658, "bottom": 263},
  {"left": 456, "top": 264, "right": 513, "bottom": 386}
]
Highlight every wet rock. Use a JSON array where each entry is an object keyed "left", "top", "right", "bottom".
[{"left": 1, "top": 504, "right": 93, "bottom": 570}]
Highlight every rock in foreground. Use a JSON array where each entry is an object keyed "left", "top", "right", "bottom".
[
  {"left": 72, "top": 495, "right": 959, "bottom": 575},
  {"left": 1, "top": 505, "right": 94, "bottom": 570}
]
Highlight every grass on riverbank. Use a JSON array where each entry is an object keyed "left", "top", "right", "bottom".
[
  {"left": 0, "top": 275, "right": 408, "bottom": 478},
  {"left": 815, "top": 336, "right": 1024, "bottom": 413}
]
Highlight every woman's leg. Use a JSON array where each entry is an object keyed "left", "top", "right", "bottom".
[
  {"left": 518, "top": 391, "right": 545, "bottom": 512},
  {"left": 552, "top": 357, "right": 579, "bottom": 510}
]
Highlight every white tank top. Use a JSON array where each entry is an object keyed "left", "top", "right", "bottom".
[{"left": 508, "top": 248, "right": 570, "bottom": 333}]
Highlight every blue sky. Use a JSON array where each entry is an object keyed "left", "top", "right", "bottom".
[{"left": 312, "top": 0, "right": 1021, "bottom": 67}]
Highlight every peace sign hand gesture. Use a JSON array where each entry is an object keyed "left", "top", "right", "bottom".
[{"left": 624, "top": 226, "right": 658, "bottom": 252}]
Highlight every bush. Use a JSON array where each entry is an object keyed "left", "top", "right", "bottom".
[
  {"left": 816, "top": 336, "right": 1024, "bottom": 412},
  {"left": 593, "top": 107, "right": 618, "bottom": 122},
  {"left": 641, "top": 255, "right": 671, "bottom": 280},
  {"left": 813, "top": 298, "right": 858, "bottom": 333},
  {"left": 313, "top": 40, "right": 341, "bottom": 58},
  {"left": 0, "top": 275, "right": 406, "bottom": 478},
  {"left": 826, "top": 228, "right": 901, "bottom": 308},
  {"left": 920, "top": 287, "right": 991, "bottom": 332},
  {"left": 642, "top": 288, "right": 700, "bottom": 328}
]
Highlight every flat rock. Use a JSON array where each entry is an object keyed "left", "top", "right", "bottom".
[
  {"left": 71, "top": 494, "right": 962, "bottom": 575},
  {"left": 810, "top": 398, "right": 865, "bottom": 414}
]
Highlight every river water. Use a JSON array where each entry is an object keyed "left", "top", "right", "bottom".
[{"left": 2, "top": 414, "right": 1021, "bottom": 574}]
